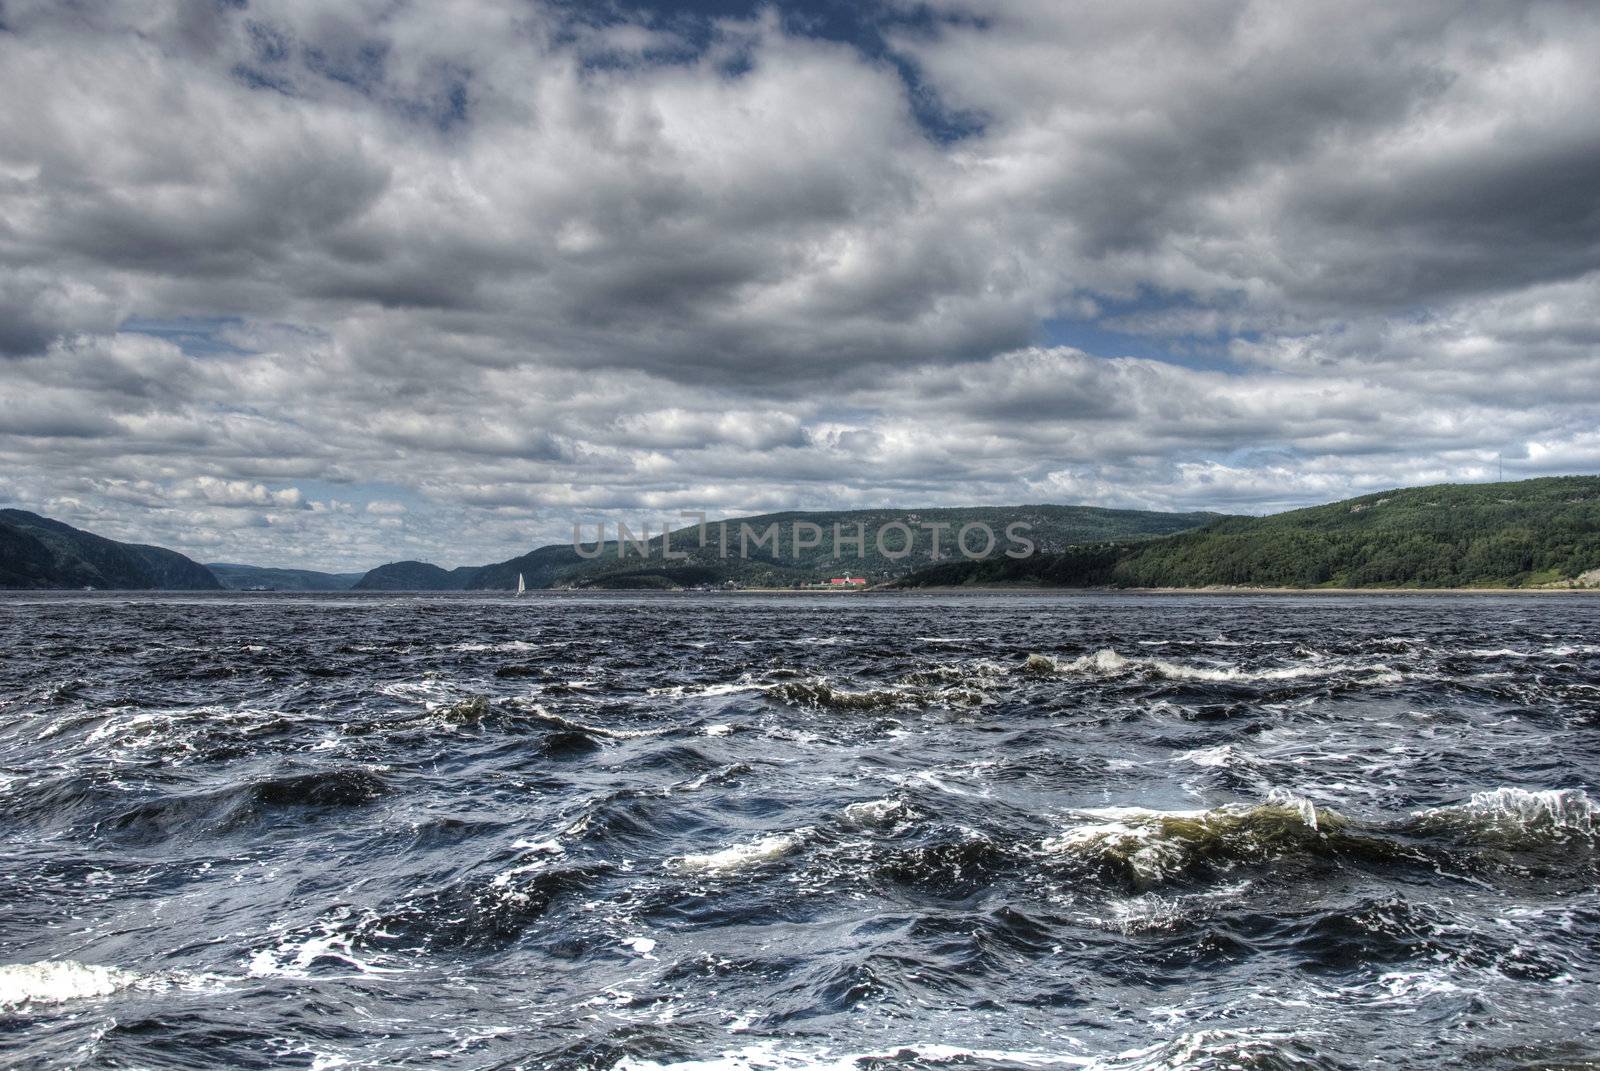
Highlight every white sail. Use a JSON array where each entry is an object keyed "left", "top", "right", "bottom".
[{"left": 516, "top": 572, "right": 526, "bottom": 595}]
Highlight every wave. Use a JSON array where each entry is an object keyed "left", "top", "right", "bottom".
[
  {"left": 612, "top": 1030, "right": 1332, "bottom": 1070},
  {"left": 91, "top": 768, "right": 387, "bottom": 843},
  {"left": 0, "top": 960, "right": 138, "bottom": 1010},
  {"left": 1463, "top": 644, "right": 1600, "bottom": 659},
  {"left": 1047, "top": 786, "right": 1598, "bottom": 888},
  {"left": 247, "top": 769, "right": 388, "bottom": 808},
  {"left": 1041, "top": 795, "right": 1353, "bottom": 886},
  {"left": 670, "top": 830, "right": 809, "bottom": 876},
  {"left": 770, "top": 679, "right": 914, "bottom": 711},
  {"left": 1107, "top": 1029, "right": 1336, "bottom": 1070},
  {"left": 1026, "top": 648, "right": 1399, "bottom": 685},
  {"left": 899, "top": 660, "right": 1009, "bottom": 686},
  {"left": 443, "top": 640, "right": 544, "bottom": 653},
  {"left": 433, "top": 695, "right": 493, "bottom": 725},
  {"left": 647, "top": 681, "right": 767, "bottom": 699},
  {"left": 248, "top": 908, "right": 405, "bottom": 979},
  {"left": 1049, "top": 781, "right": 1600, "bottom": 890},
  {"left": 520, "top": 704, "right": 671, "bottom": 740},
  {"left": 254, "top": 856, "right": 613, "bottom": 964},
  {"left": 873, "top": 827, "right": 1013, "bottom": 893},
  {"left": 675, "top": 762, "right": 754, "bottom": 792},
  {"left": 374, "top": 696, "right": 668, "bottom": 741},
  {"left": 840, "top": 797, "right": 912, "bottom": 829},
  {"left": 1078, "top": 881, "right": 1252, "bottom": 936},
  {"left": 771, "top": 675, "right": 988, "bottom": 711},
  {"left": 70, "top": 703, "right": 299, "bottom": 763},
  {"left": 1407, "top": 787, "right": 1596, "bottom": 844},
  {"left": 614, "top": 1041, "right": 1090, "bottom": 1069},
  {"left": 1174, "top": 744, "right": 1260, "bottom": 770},
  {"left": 1546, "top": 643, "right": 1600, "bottom": 657}
]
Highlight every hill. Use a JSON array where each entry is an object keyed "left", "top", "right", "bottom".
[
  {"left": 352, "top": 560, "right": 481, "bottom": 591},
  {"left": 892, "top": 477, "right": 1600, "bottom": 590},
  {"left": 463, "top": 505, "right": 1224, "bottom": 590},
  {"left": 0, "top": 509, "right": 221, "bottom": 590},
  {"left": 207, "top": 563, "right": 364, "bottom": 591}
]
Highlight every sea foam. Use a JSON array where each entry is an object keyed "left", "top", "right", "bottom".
[
  {"left": 670, "top": 830, "right": 808, "bottom": 875},
  {"left": 0, "top": 960, "right": 138, "bottom": 1010},
  {"left": 1027, "top": 647, "right": 1393, "bottom": 684},
  {"left": 1411, "top": 787, "right": 1596, "bottom": 842}
]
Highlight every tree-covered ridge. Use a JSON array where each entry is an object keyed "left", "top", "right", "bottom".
[
  {"left": 894, "top": 477, "right": 1600, "bottom": 590},
  {"left": 352, "top": 560, "right": 481, "bottom": 591},
  {"left": 0, "top": 509, "right": 221, "bottom": 590},
  {"left": 207, "top": 563, "right": 365, "bottom": 591},
  {"left": 463, "top": 504, "right": 1223, "bottom": 590}
]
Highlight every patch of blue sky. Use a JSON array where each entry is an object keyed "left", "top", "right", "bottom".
[
  {"left": 291, "top": 480, "right": 429, "bottom": 515},
  {"left": 1041, "top": 290, "right": 1257, "bottom": 372},
  {"left": 120, "top": 316, "right": 256, "bottom": 357},
  {"left": 552, "top": 0, "right": 987, "bottom": 143}
]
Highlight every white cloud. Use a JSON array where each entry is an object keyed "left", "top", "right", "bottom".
[{"left": 0, "top": 0, "right": 1595, "bottom": 569}]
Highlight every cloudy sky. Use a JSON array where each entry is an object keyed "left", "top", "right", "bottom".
[{"left": 2, "top": 0, "right": 1598, "bottom": 570}]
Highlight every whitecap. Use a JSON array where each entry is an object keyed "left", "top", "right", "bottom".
[
  {"left": 1106, "top": 1028, "right": 1324, "bottom": 1070},
  {"left": 0, "top": 960, "right": 138, "bottom": 1010},
  {"left": 669, "top": 830, "right": 808, "bottom": 875},
  {"left": 522, "top": 705, "right": 671, "bottom": 740},
  {"left": 1042, "top": 797, "right": 1336, "bottom": 884},
  {"left": 1041, "top": 806, "right": 1206, "bottom": 882},
  {"left": 769, "top": 677, "right": 912, "bottom": 710},
  {"left": 510, "top": 837, "right": 565, "bottom": 854},
  {"left": 1411, "top": 787, "right": 1595, "bottom": 841},
  {"left": 1031, "top": 647, "right": 1392, "bottom": 685},
  {"left": 648, "top": 681, "right": 766, "bottom": 700},
  {"left": 1174, "top": 744, "right": 1245, "bottom": 769},
  {"left": 444, "top": 640, "right": 543, "bottom": 653},
  {"left": 840, "top": 798, "right": 910, "bottom": 828},
  {"left": 247, "top": 910, "right": 405, "bottom": 979},
  {"left": 615, "top": 1040, "right": 1092, "bottom": 1069}
]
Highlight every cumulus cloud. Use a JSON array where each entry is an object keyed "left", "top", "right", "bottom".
[
  {"left": 175, "top": 477, "right": 307, "bottom": 510},
  {"left": 0, "top": 0, "right": 1596, "bottom": 568}
]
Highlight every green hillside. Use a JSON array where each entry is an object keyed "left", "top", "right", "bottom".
[
  {"left": 208, "top": 563, "right": 364, "bottom": 591},
  {"left": 352, "top": 560, "right": 481, "bottom": 591},
  {"left": 0, "top": 509, "right": 221, "bottom": 590},
  {"left": 893, "top": 477, "right": 1600, "bottom": 590},
  {"left": 463, "top": 505, "right": 1223, "bottom": 590}
]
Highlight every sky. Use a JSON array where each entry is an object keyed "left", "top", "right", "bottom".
[{"left": 1, "top": 0, "right": 1598, "bottom": 571}]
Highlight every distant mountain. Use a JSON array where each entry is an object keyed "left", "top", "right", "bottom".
[
  {"left": 464, "top": 504, "right": 1225, "bottom": 591},
  {"left": 207, "top": 563, "right": 364, "bottom": 591},
  {"left": 0, "top": 509, "right": 221, "bottom": 590},
  {"left": 893, "top": 477, "right": 1600, "bottom": 590},
  {"left": 352, "top": 560, "right": 481, "bottom": 591}
]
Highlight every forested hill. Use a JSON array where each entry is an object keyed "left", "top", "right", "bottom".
[
  {"left": 352, "top": 560, "right": 481, "bottom": 591},
  {"left": 893, "top": 477, "right": 1600, "bottom": 590},
  {"left": 0, "top": 509, "right": 221, "bottom": 590},
  {"left": 345, "top": 505, "right": 1220, "bottom": 591},
  {"left": 207, "top": 563, "right": 364, "bottom": 591},
  {"left": 463, "top": 504, "right": 1224, "bottom": 590}
]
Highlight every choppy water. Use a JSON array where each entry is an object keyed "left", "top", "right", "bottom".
[{"left": 2, "top": 592, "right": 1598, "bottom": 1070}]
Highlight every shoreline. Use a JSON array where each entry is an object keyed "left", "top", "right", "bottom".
[
  {"left": 5, "top": 584, "right": 1597, "bottom": 597},
  {"left": 873, "top": 584, "right": 1600, "bottom": 596}
]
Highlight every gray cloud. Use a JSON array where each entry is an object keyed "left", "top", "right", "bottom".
[{"left": 0, "top": 0, "right": 1596, "bottom": 568}]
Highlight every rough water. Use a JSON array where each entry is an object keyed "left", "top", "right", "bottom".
[{"left": 1, "top": 592, "right": 1597, "bottom": 1070}]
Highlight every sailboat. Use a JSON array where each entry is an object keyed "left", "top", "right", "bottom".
[{"left": 515, "top": 573, "right": 526, "bottom": 596}]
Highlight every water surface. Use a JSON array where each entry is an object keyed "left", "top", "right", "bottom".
[{"left": 1, "top": 592, "right": 1597, "bottom": 1069}]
